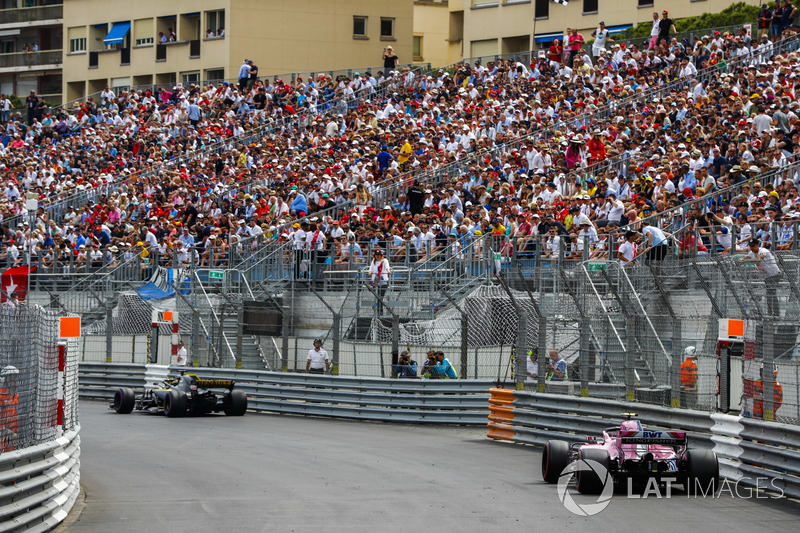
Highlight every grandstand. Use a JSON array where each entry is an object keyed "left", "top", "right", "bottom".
[{"left": 1, "top": 18, "right": 800, "bottom": 419}]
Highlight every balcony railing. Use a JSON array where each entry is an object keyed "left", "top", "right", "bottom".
[
  {"left": 0, "top": 4, "right": 63, "bottom": 25},
  {"left": 0, "top": 49, "right": 62, "bottom": 69}
]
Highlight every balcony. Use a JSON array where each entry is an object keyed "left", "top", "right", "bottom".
[
  {"left": 0, "top": 50, "right": 62, "bottom": 73},
  {"left": 0, "top": 4, "right": 63, "bottom": 29}
]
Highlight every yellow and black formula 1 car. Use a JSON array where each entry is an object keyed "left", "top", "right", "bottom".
[{"left": 111, "top": 372, "right": 248, "bottom": 417}]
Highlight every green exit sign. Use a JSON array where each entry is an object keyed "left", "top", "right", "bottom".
[
  {"left": 587, "top": 263, "right": 607, "bottom": 271},
  {"left": 209, "top": 270, "right": 225, "bottom": 280}
]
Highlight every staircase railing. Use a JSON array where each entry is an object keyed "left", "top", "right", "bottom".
[
  {"left": 579, "top": 260, "right": 630, "bottom": 385},
  {"left": 192, "top": 269, "right": 237, "bottom": 368}
]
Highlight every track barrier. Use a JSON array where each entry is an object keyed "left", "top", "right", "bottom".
[{"left": 486, "top": 389, "right": 800, "bottom": 499}]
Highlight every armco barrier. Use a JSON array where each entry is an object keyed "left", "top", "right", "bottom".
[
  {"left": 738, "top": 418, "right": 800, "bottom": 499},
  {"left": 79, "top": 363, "right": 148, "bottom": 400},
  {"left": 487, "top": 389, "right": 800, "bottom": 499},
  {"left": 78, "top": 364, "right": 494, "bottom": 424},
  {"left": 0, "top": 427, "right": 81, "bottom": 531}
]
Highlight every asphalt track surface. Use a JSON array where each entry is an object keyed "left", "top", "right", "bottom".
[{"left": 68, "top": 401, "right": 800, "bottom": 533}]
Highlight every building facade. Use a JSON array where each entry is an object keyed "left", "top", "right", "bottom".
[
  {"left": 412, "top": 0, "right": 461, "bottom": 70},
  {"left": 0, "top": 0, "right": 63, "bottom": 104},
  {"left": 61, "top": 0, "right": 413, "bottom": 102},
  {"left": 431, "top": 0, "right": 762, "bottom": 65}
]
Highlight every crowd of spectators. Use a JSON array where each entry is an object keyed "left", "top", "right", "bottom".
[{"left": 1, "top": 16, "right": 800, "bottom": 276}]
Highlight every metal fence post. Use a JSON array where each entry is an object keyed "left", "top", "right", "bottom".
[
  {"left": 672, "top": 318, "right": 683, "bottom": 408},
  {"left": 236, "top": 307, "right": 244, "bottom": 370},
  {"left": 625, "top": 318, "right": 634, "bottom": 401},
  {"left": 281, "top": 303, "right": 289, "bottom": 372},
  {"left": 580, "top": 313, "right": 590, "bottom": 397},
  {"left": 332, "top": 313, "right": 341, "bottom": 376},
  {"left": 391, "top": 315, "right": 399, "bottom": 378},
  {"left": 192, "top": 307, "right": 200, "bottom": 367},
  {"left": 763, "top": 323, "right": 775, "bottom": 421},
  {"left": 461, "top": 313, "right": 469, "bottom": 379},
  {"left": 105, "top": 305, "right": 113, "bottom": 363}
]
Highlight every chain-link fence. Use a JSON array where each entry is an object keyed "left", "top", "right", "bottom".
[{"left": 0, "top": 305, "right": 78, "bottom": 450}]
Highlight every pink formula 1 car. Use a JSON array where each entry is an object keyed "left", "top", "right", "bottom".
[{"left": 541, "top": 414, "right": 719, "bottom": 494}]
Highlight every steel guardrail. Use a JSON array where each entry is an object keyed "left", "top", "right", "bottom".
[
  {"left": 78, "top": 364, "right": 495, "bottom": 424},
  {"left": 487, "top": 389, "right": 800, "bottom": 499},
  {"left": 0, "top": 427, "right": 81, "bottom": 531}
]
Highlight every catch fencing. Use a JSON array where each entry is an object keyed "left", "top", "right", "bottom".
[
  {"left": 0, "top": 304, "right": 81, "bottom": 531},
  {"left": 0, "top": 305, "right": 79, "bottom": 448}
]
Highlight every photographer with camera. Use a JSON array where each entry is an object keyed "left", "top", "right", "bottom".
[
  {"left": 545, "top": 349, "right": 567, "bottom": 382},
  {"left": 422, "top": 351, "right": 440, "bottom": 379},
  {"left": 393, "top": 351, "right": 418, "bottom": 378}
]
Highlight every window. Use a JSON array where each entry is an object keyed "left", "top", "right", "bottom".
[
  {"left": 637, "top": 0, "right": 654, "bottom": 6},
  {"left": 134, "top": 18, "right": 154, "bottom": 46},
  {"left": 204, "top": 68, "right": 224, "bottom": 84},
  {"left": 534, "top": 0, "right": 549, "bottom": 19},
  {"left": 68, "top": 26, "right": 87, "bottom": 53},
  {"left": 182, "top": 71, "right": 200, "bottom": 86},
  {"left": 206, "top": 10, "right": 225, "bottom": 37},
  {"left": 353, "top": 16, "right": 367, "bottom": 37},
  {"left": 380, "top": 17, "right": 394, "bottom": 39},
  {"left": 413, "top": 35, "right": 423, "bottom": 60},
  {"left": 70, "top": 37, "right": 86, "bottom": 53},
  {"left": 470, "top": 38, "right": 497, "bottom": 58},
  {"left": 583, "top": 0, "right": 598, "bottom": 14}
]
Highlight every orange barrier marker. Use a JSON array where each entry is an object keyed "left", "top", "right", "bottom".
[
  {"left": 487, "top": 422, "right": 515, "bottom": 440},
  {"left": 488, "top": 388, "right": 516, "bottom": 439},
  {"left": 489, "top": 405, "right": 515, "bottom": 422},
  {"left": 59, "top": 316, "right": 81, "bottom": 338},
  {"left": 488, "top": 388, "right": 516, "bottom": 405}
]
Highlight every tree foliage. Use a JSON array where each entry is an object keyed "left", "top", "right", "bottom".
[{"left": 618, "top": 2, "right": 762, "bottom": 40}]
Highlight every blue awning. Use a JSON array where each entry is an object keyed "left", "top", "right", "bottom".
[
  {"left": 136, "top": 281, "right": 174, "bottom": 301},
  {"left": 606, "top": 24, "right": 633, "bottom": 34},
  {"left": 104, "top": 22, "right": 131, "bottom": 45},
  {"left": 534, "top": 32, "right": 563, "bottom": 43}
]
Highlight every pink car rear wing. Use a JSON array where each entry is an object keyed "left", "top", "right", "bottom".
[{"left": 619, "top": 430, "right": 687, "bottom": 445}]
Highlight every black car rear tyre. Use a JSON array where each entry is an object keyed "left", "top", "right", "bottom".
[
  {"left": 224, "top": 389, "right": 248, "bottom": 416},
  {"left": 686, "top": 449, "right": 719, "bottom": 495},
  {"left": 575, "top": 448, "right": 611, "bottom": 495},
  {"left": 542, "top": 440, "right": 571, "bottom": 484},
  {"left": 113, "top": 387, "right": 135, "bottom": 414},
  {"left": 164, "top": 390, "right": 188, "bottom": 418}
]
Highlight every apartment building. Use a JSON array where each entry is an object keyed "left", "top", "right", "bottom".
[
  {"left": 413, "top": 0, "right": 461, "bottom": 69},
  {"left": 418, "top": 0, "right": 761, "bottom": 65},
  {"left": 0, "top": 0, "right": 63, "bottom": 104},
  {"left": 62, "top": 0, "right": 413, "bottom": 102}
]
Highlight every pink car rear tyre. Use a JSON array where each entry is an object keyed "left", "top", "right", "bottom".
[
  {"left": 576, "top": 448, "right": 611, "bottom": 494},
  {"left": 542, "top": 440, "right": 570, "bottom": 484},
  {"left": 685, "top": 449, "right": 719, "bottom": 494}
]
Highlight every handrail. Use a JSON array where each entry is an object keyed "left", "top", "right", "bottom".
[
  {"left": 192, "top": 269, "right": 236, "bottom": 367},
  {"left": 638, "top": 156, "right": 800, "bottom": 230}
]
